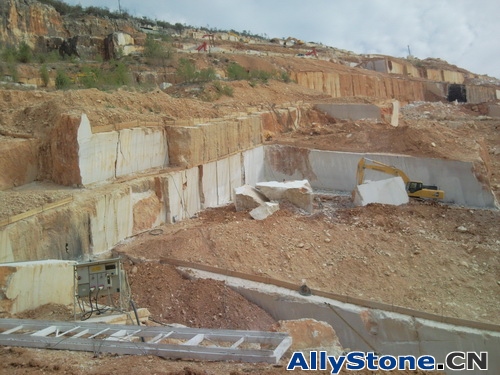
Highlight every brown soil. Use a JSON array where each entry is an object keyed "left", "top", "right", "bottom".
[
  {"left": 115, "top": 199, "right": 500, "bottom": 325},
  {"left": 124, "top": 261, "right": 277, "bottom": 331}
]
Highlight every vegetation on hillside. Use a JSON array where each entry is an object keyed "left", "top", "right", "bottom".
[{"left": 0, "top": 1, "right": 289, "bottom": 96}]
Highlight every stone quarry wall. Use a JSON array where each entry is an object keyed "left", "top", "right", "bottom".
[
  {"left": 77, "top": 114, "right": 169, "bottom": 186},
  {"left": 0, "top": 147, "right": 266, "bottom": 263},
  {"left": 466, "top": 85, "right": 498, "bottom": 104},
  {"left": 264, "top": 145, "right": 497, "bottom": 208},
  {"left": 165, "top": 115, "right": 263, "bottom": 168},
  {"left": 292, "top": 71, "right": 426, "bottom": 102},
  {"left": 46, "top": 113, "right": 169, "bottom": 186},
  {"left": 0, "top": 260, "right": 75, "bottom": 315},
  {"left": 0, "top": 138, "right": 39, "bottom": 190}
]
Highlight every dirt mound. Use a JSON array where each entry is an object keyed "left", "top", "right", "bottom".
[{"left": 124, "top": 261, "right": 276, "bottom": 331}]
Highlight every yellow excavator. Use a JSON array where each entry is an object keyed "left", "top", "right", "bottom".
[
  {"left": 284, "top": 37, "right": 304, "bottom": 46},
  {"left": 356, "top": 157, "right": 445, "bottom": 199}
]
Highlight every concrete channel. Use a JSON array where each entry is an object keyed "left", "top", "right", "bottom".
[{"left": 177, "top": 266, "right": 500, "bottom": 375}]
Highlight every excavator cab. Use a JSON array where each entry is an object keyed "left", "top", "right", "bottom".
[{"left": 407, "top": 181, "right": 423, "bottom": 194}]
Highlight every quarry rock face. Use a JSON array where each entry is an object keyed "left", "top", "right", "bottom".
[
  {"left": 0, "top": 0, "right": 142, "bottom": 60},
  {"left": 0, "top": 0, "right": 67, "bottom": 46},
  {"left": 0, "top": 260, "right": 76, "bottom": 315}
]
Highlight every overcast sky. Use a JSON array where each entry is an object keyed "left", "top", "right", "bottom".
[{"left": 62, "top": 0, "right": 500, "bottom": 79}]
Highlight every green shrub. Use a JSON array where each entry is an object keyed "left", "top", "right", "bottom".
[
  {"left": 144, "top": 35, "right": 172, "bottom": 66},
  {"left": 227, "top": 62, "right": 249, "bottom": 80},
  {"left": 7, "top": 63, "right": 19, "bottom": 83},
  {"left": 78, "top": 66, "right": 99, "bottom": 88},
  {"left": 110, "top": 61, "right": 130, "bottom": 86},
  {"left": 1, "top": 46, "right": 17, "bottom": 64},
  {"left": 198, "top": 67, "right": 217, "bottom": 82},
  {"left": 55, "top": 69, "right": 71, "bottom": 89},
  {"left": 280, "top": 71, "right": 291, "bottom": 83},
  {"left": 176, "top": 58, "right": 198, "bottom": 82},
  {"left": 17, "top": 42, "right": 33, "bottom": 63},
  {"left": 39, "top": 64, "right": 50, "bottom": 87},
  {"left": 213, "top": 81, "right": 233, "bottom": 97},
  {"left": 37, "top": 50, "right": 61, "bottom": 64},
  {"left": 249, "top": 69, "right": 272, "bottom": 83}
]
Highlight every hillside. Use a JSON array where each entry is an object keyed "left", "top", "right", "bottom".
[{"left": 0, "top": 1, "right": 499, "bottom": 374}]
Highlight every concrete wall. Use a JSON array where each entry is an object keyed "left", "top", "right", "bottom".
[
  {"left": 0, "top": 260, "right": 76, "bottom": 315},
  {"left": 238, "top": 287, "right": 499, "bottom": 375},
  {"left": 264, "top": 145, "right": 497, "bottom": 208},
  {"left": 180, "top": 268, "right": 499, "bottom": 375}
]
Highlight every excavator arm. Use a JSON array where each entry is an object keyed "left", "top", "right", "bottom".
[{"left": 356, "top": 157, "right": 444, "bottom": 200}]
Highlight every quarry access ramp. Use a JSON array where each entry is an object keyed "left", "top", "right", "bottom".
[{"left": 0, "top": 318, "right": 291, "bottom": 364}]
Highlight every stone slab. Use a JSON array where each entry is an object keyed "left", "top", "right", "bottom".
[
  {"left": 256, "top": 180, "right": 313, "bottom": 213},
  {"left": 250, "top": 202, "right": 279, "bottom": 220},
  {"left": 353, "top": 177, "right": 409, "bottom": 206},
  {"left": 234, "top": 185, "right": 269, "bottom": 211}
]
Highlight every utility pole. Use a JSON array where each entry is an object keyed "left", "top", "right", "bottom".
[
  {"left": 407, "top": 45, "right": 412, "bottom": 57},
  {"left": 118, "top": 0, "right": 122, "bottom": 14}
]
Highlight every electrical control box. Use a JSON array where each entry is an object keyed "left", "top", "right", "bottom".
[{"left": 75, "top": 258, "right": 121, "bottom": 298}]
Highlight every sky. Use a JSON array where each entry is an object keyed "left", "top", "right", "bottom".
[{"left": 62, "top": 0, "right": 500, "bottom": 79}]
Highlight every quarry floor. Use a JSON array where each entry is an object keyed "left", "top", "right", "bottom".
[{"left": 1, "top": 70, "right": 500, "bottom": 374}]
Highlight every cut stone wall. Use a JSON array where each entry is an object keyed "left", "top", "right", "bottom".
[
  {"left": 0, "top": 260, "right": 76, "bottom": 315},
  {"left": 292, "top": 71, "right": 426, "bottom": 102},
  {"left": 466, "top": 85, "right": 498, "bottom": 104},
  {"left": 0, "top": 138, "right": 39, "bottom": 190},
  {"left": 77, "top": 115, "right": 169, "bottom": 185},
  {"left": 315, "top": 103, "right": 381, "bottom": 121},
  {"left": 166, "top": 115, "right": 262, "bottom": 168},
  {"left": 264, "top": 145, "right": 497, "bottom": 208},
  {"left": 0, "top": 147, "right": 264, "bottom": 263}
]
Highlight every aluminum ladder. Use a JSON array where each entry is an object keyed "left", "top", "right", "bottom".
[{"left": 0, "top": 318, "right": 291, "bottom": 364}]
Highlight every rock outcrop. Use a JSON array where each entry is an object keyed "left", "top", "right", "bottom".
[{"left": 0, "top": 0, "right": 143, "bottom": 60}]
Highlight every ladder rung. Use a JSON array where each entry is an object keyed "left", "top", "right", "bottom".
[
  {"left": 231, "top": 337, "right": 244, "bottom": 348},
  {"left": 106, "top": 329, "right": 141, "bottom": 342},
  {"left": 89, "top": 328, "right": 110, "bottom": 339},
  {"left": 72, "top": 329, "right": 89, "bottom": 338},
  {"left": 148, "top": 331, "right": 173, "bottom": 344},
  {"left": 56, "top": 326, "right": 81, "bottom": 338},
  {"left": 182, "top": 333, "right": 204, "bottom": 346},
  {"left": 2, "top": 325, "right": 23, "bottom": 335},
  {"left": 31, "top": 326, "right": 57, "bottom": 337}
]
